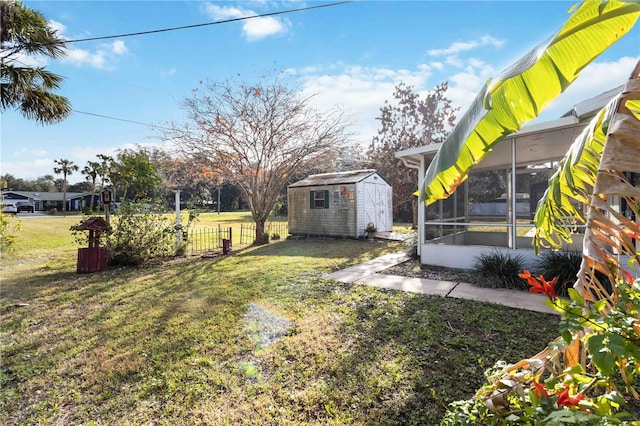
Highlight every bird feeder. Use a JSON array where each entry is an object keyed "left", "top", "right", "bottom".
[{"left": 72, "top": 216, "right": 109, "bottom": 273}]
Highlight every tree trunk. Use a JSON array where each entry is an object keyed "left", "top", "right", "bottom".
[{"left": 254, "top": 217, "right": 267, "bottom": 245}]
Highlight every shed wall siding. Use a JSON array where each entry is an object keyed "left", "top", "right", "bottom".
[{"left": 288, "top": 184, "right": 359, "bottom": 238}]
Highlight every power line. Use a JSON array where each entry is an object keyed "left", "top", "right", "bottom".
[
  {"left": 61, "top": 1, "right": 353, "bottom": 44},
  {"left": 73, "top": 110, "right": 173, "bottom": 131}
]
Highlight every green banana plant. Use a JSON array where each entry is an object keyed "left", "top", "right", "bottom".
[
  {"left": 419, "top": 0, "right": 640, "bottom": 206},
  {"left": 532, "top": 95, "right": 618, "bottom": 253}
]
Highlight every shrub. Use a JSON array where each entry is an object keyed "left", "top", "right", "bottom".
[
  {"left": 404, "top": 230, "right": 419, "bottom": 258},
  {"left": 0, "top": 212, "right": 21, "bottom": 252},
  {"left": 271, "top": 233, "right": 280, "bottom": 240},
  {"left": 534, "top": 250, "right": 581, "bottom": 297},
  {"left": 471, "top": 250, "right": 528, "bottom": 290},
  {"left": 104, "top": 200, "right": 182, "bottom": 266},
  {"left": 271, "top": 201, "right": 287, "bottom": 217},
  {"left": 534, "top": 250, "right": 612, "bottom": 298}
]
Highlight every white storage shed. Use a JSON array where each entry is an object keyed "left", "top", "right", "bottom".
[{"left": 288, "top": 170, "right": 393, "bottom": 238}]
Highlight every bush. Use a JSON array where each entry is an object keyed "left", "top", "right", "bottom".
[
  {"left": 471, "top": 250, "right": 528, "bottom": 290},
  {"left": 534, "top": 250, "right": 611, "bottom": 297},
  {"left": 105, "top": 200, "right": 181, "bottom": 266},
  {"left": 0, "top": 212, "right": 21, "bottom": 252},
  {"left": 404, "top": 230, "right": 419, "bottom": 258},
  {"left": 271, "top": 233, "right": 280, "bottom": 240},
  {"left": 534, "top": 250, "right": 581, "bottom": 297},
  {"left": 271, "top": 201, "right": 287, "bottom": 217}
]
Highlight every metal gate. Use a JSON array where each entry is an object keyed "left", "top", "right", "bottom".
[{"left": 187, "top": 226, "right": 232, "bottom": 254}]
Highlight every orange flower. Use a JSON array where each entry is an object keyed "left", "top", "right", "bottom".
[
  {"left": 531, "top": 379, "right": 549, "bottom": 399},
  {"left": 519, "top": 270, "right": 558, "bottom": 299},
  {"left": 557, "top": 388, "right": 584, "bottom": 407}
]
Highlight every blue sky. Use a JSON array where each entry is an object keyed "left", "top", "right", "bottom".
[{"left": 3, "top": 1, "right": 639, "bottom": 184}]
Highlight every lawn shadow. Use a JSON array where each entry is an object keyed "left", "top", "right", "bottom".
[{"left": 280, "top": 283, "right": 560, "bottom": 424}]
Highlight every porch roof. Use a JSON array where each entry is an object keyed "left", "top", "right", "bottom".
[{"left": 395, "top": 86, "right": 619, "bottom": 171}]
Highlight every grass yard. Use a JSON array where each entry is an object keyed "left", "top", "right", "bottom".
[{"left": 0, "top": 215, "right": 559, "bottom": 425}]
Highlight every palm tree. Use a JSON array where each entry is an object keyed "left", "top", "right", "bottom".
[
  {"left": 82, "top": 161, "right": 100, "bottom": 211},
  {"left": 53, "top": 159, "right": 78, "bottom": 212},
  {"left": 1, "top": 0, "right": 71, "bottom": 124}
]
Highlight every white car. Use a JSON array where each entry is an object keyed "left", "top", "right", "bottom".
[{"left": 2, "top": 202, "right": 17, "bottom": 214}]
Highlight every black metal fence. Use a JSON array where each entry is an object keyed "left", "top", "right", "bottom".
[
  {"left": 239, "top": 222, "right": 289, "bottom": 246},
  {"left": 187, "top": 225, "right": 232, "bottom": 255}
]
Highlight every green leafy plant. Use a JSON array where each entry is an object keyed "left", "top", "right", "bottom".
[
  {"left": 442, "top": 272, "right": 640, "bottom": 425},
  {"left": 471, "top": 250, "right": 528, "bottom": 290},
  {"left": 104, "top": 200, "right": 195, "bottom": 265},
  {"left": 0, "top": 212, "right": 21, "bottom": 252},
  {"left": 534, "top": 251, "right": 582, "bottom": 297},
  {"left": 534, "top": 251, "right": 611, "bottom": 298}
]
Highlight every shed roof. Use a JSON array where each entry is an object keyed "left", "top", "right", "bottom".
[{"left": 289, "top": 169, "right": 389, "bottom": 188}]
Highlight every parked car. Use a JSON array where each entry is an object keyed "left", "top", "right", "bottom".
[
  {"left": 16, "top": 201, "right": 35, "bottom": 213},
  {"left": 2, "top": 202, "right": 17, "bottom": 214}
]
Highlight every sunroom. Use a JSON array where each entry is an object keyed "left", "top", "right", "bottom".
[{"left": 395, "top": 87, "right": 625, "bottom": 269}]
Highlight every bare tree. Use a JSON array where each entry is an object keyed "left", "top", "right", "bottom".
[{"left": 171, "top": 72, "right": 349, "bottom": 244}]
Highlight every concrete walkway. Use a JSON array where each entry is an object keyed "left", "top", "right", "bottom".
[{"left": 323, "top": 252, "right": 558, "bottom": 315}]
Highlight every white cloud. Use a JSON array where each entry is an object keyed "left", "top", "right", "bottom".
[
  {"left": 62, "top": 40, "right": 128, "bottom": 69},
  {"left": 11, "top": 148, "right": 48, "bottom": 158},
  {"left": 47, "top": 19, "right": 66, "bottom": 35},
  {"left": 161, "top": 67, "right": 177, "bottom": 78},
  {"left": 243, "top": 16, "right": 290, "bottom": 41},
  {"left": 445, "top": 56, "right": 464, "bottom": 68},
  {"left": 428, "top": 35, "right": 505, "bottom": 56},
  {"left": 291, "top": 64, "right": 434, "bottom": 145},
  {"left": 203, "top": 3, "right": 246, "bottom": 20},
  {"left": 111, "top": 40, "right": 128, "bottom": 55},
  {"left": 202, "top": 2, "right": 289, "bottom": 41}
]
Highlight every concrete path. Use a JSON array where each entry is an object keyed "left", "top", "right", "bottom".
[{"left": 323, "top": 252, "right": 558, "bottom": 315}]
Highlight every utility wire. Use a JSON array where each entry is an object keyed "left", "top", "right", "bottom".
[
  {"left": 73, "top": 110, "right": 174, "bottom": 131},
  {"left": 60, "top": 1, "right": 352, "bottom": 44}
]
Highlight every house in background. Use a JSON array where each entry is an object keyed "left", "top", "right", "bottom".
[
  {"left": 288, "top": 169, "right": 392, "bottom": 238},
  {"left": 395, "top": 87, "right": 626, "bottom": 269},
  {"left": 1, "top": 190, "right": 100, "bottom": 211}
]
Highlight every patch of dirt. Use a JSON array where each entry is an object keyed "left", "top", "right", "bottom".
[{"left": 382, "top": 257, "right": 474, "bottom": 283}]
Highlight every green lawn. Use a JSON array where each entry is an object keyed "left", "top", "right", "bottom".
[{"left": 0, "top": 215, "right": 559, "bottom": 425}]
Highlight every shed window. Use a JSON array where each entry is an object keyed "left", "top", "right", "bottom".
[{"left": 310, "top": 190, "right": 329, "bottom": 209}]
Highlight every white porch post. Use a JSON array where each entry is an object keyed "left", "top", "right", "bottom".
[
  {"left": 509, "top": 137, "right": 517, "bottom": 249},
  {"left": 418, "top": 155, "right": 425, "bottom": 256}
]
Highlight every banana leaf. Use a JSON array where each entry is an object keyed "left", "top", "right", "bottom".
[
  {"left": 419, "top": 0, "right": 640, "bottom": 206},
  {"left": 533, "top": 95, "right": 619, "bottom": 252}
]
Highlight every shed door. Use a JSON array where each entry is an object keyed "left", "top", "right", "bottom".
[{"left": 364, "top": 183, "right": 388, "bottom": 232}]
